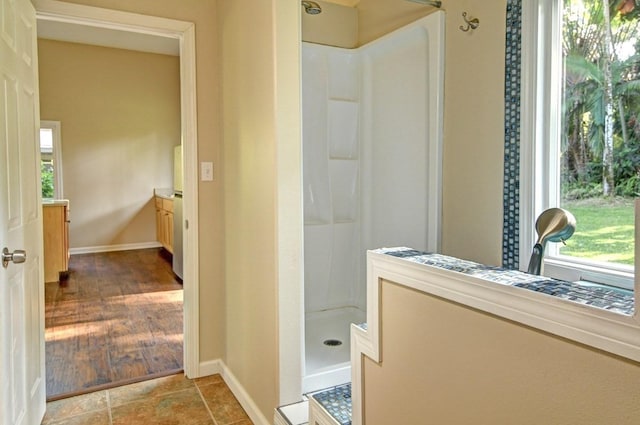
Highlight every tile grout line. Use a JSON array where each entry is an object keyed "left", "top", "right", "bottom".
[
  {"left": 106, "top": 389, "right": 114, "bottom": 425},
  {"left": 44, "top": 398, "right": 108, "bottom": 424},
  {"left": 194, "top": 382, "right": 219, "bottom": 425}
]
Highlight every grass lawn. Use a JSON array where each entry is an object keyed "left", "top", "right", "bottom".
[{"left": 559, "top": 198, "right": 635, "bottom": 266}]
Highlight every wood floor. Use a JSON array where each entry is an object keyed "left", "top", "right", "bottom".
[{"left": 45, "top": 248, "right": 183, "bottom": 400}]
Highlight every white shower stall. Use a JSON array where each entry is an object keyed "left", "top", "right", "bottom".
[{"left": 301, "top": 12, "right": 444, "bottom": 393}]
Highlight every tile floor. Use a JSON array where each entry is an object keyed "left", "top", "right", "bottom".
[{"left": 41, "top": 373, "right": 253, "bottom": 425}]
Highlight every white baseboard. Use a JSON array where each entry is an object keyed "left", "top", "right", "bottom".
[
  {"left": 197, "top": 359, "right": 223, "bottom": 378},
  {"left": 69, "top": 241, "right": 162, "bottom": 255},
  {"left": 199, "top": 359, "right": 271, "bottom": 425}
]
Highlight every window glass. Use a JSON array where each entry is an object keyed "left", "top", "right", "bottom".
[
  {"left": 40, "top": 128, "right": 54, "bottom": 198},
  {"left": 520, "top": 0, "right": 639, "bottom": 290},
  {"left": 550, "top": 0, "right": 639, "bottom": 274},
  {"left": 40, "top": 121, "right": 62, "bottom": 199}
]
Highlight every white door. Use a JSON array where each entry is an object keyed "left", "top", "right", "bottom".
[{"left": 0, "top": 0, "right": 46, "bottom": 423}]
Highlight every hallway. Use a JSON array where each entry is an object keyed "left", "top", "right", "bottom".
[{"left": 45, "top": 248, "right": 183, "bottom": 399}]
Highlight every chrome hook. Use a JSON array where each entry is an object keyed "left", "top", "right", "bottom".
[{"left": 459, "top": 12, "right": 480, "bottom": 32}]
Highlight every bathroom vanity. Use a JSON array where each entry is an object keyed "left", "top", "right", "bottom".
[
  {"left": 154, "top": 191, "right": 174, "bottom": 254},
  {"left": 43, "top": 200, "right": 70, "bottom": 283}
]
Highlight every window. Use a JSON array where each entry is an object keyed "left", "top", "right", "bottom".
[
  {"left": 521, "top": 0, "right": 639, "bottom": 290},
  {"left": 40, "top": 121, "right": 63, "bottom": 199}
]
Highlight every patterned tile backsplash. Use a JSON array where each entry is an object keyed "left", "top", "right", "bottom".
[
  {"left": 311, "top": 384, "right": 352, "bottom": 425},
  {"left": 377, "top": 247, "right": 634, "bottom": 316}
]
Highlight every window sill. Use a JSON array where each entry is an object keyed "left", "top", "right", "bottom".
[{"left": 544, "top": 257, "right": 634, "bottom": 291}]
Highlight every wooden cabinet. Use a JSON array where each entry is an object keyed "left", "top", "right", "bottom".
[
  {"left": 155, "top": 196, "right": 173, "bottom": 253},
  {"left": 43, "top": 202, "right": 69, "bottom": 283}
]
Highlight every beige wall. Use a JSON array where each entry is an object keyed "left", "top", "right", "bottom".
[
  {"left": 218, "top": 0, "right": 281, "bottom": 417},
  {"left": 47, "top": 0, "right": 225, "bottom": 363},
  {"left": 439, "top": 0, "right": 506, "bottom": 266},
  {"left": 357, "top": 0, "right": 436, "bottom": 45},
  {"left": 38, "top": 39, "right": 180, "bottom": 249},
  {"left": 302, "top": 0, "right": 358, "bottom": 48},
  {"left": 362, "top": 279, "right": 640, "bottom": 424}
]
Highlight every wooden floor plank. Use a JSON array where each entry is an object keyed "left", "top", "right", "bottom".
[{"left": 45, "top": 248, "right": 183, "bottom": 400}]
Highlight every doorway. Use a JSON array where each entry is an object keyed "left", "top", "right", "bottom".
[{"left": 35, "top": 0, "right": 200, "bottom": 396}]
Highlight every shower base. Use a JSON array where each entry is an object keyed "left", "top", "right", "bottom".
[{"left": 303, "top": 306, "right": 365, "bottom": 393}]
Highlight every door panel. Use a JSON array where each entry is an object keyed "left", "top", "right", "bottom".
[{"left": 4, "top": 73, "right": 21, "bottom": 229}]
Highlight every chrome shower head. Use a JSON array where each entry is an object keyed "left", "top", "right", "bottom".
[
  {"left": 302, "top": 1, "right": 322, "bottom": 15},
  {"left": 527, "top": 208, "right": 577, "bottom": 275}
]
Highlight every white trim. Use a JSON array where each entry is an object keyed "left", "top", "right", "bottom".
[
  {"left": 33, "top": 0, "right": 192, "bottom": 38},
  {"left": 275, "top": 0, "right": 304, "bottom": 406},
  {"left": 69, "top": 241, "right": 161, "bottom": 255},
  {"left": 198, "top": 359, "right": 224, "bottom": 377},
  {"left": 520, "top": 0, "right": 561, "bottom": 269},
  {"left": 33, "top": 0, "right": 200, "bottom": 379},
  {"left": 545, "top": 257, "right": 634, "bottom": 289},
  {"left": 351, "top": 250, "right": 640, "bottom": 424},
  {"left": 518, "top": 0, "right": 540, "bottom": 267},
  {"left": 427, "top": 11, "right": 445, "bottom": 253},
  {"left": 349, "top": 324, "right": 368, "bottom": 425},
  {"left": 179, "top": 20, "right": 201, "bottom": 381}
]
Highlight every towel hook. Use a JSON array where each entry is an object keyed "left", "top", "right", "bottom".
[{"left": 459, "top": 12, "right": 480, "bottom": 32}]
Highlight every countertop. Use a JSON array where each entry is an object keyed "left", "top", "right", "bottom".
[
  {"left": 154, "top": 188, "right": 174, "bottom": 200},
  {"left": 42, "top": 199, "right": 69, "bottom": 207}
]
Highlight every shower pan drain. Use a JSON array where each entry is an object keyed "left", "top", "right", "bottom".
[{"left": 323, "top": 339, "right": 343, "bottom": 347}]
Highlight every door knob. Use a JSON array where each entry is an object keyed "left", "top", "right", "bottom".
[{"left": 2, "top": 248, "right": 27, "bottom": 268}]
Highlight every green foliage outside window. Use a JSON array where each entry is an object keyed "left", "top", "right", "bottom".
[
  {"left": 41, "top": 161, "right": 54, "bottom": 199},
  {"left": 558, "top": 0, "right": 639, "bottom": 266},
  {"left": 561, "top": 0, "right": 640, "bottom": 199}
]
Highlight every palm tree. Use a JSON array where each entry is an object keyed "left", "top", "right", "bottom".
[
  {"left": 562, "top": 0, "right": 640, "bottom": 196},
  {"left": 601, "top": 0, "right": 616, "bottom": 195}
]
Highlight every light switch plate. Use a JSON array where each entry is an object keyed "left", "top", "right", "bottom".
[{"left": 201, "top": 162, "right": 214, "bottom": 181}]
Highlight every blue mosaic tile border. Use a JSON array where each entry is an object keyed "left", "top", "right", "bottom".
[
  {"left": 378, "top": 247, "right": 634, "bottom": 316},
  {"left": 311, "top": 384, "right": 352, "bottom": 425},
  {"left": 502, "top": 0, "right": 522, "bottom": 269}
]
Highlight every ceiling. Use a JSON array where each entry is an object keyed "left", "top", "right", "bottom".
[{"left": 35, "top": 1, "right": 361, "bottom": 56}]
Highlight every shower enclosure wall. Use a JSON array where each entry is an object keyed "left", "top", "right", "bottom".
[{"left": 302, "top": 12, "right": 444, "bottom": 393}]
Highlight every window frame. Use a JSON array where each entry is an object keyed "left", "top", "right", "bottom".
[
  {"left": 519, "top": 0, "right": 635, "bottom": 291},
  {"left": 40, "top": 120, "right": 63, "bottom": 199}
]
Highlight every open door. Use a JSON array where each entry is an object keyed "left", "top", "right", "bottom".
[{"left": 0, "top": 0, "right": 46, "bottom": 423}]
